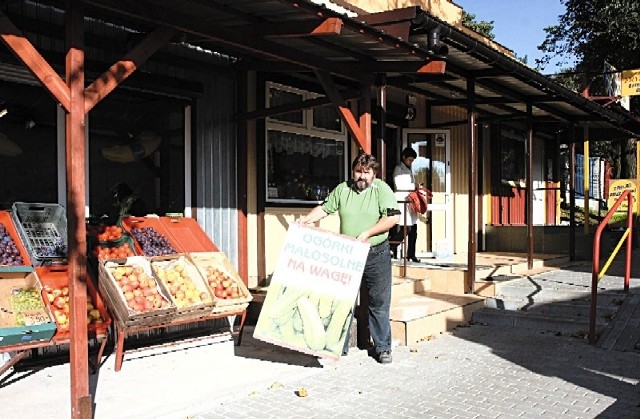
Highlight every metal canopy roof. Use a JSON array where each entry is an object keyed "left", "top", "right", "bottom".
[{"left": 11, "top": 0, "right": 640, "bottom": 139}]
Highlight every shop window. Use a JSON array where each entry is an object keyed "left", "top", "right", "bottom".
[
  {"left": 312, "top": 105, "right": 342, "bottom": 132},
  {"left": 266, "top": 83, "right": 347, "bottom": 204},
  {"left": 268, "top": 86, "right": 304, "bottom": 125}
]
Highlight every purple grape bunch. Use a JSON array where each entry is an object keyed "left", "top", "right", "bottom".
[
  {"left": 0, "top": 223, "right": 24, "bottom": 266},
  {"left": 130, "top": 227, "right": 177, "bottom": 256},
  {"left": 35, "top": 237, "right": 67, "bottom": 258}
]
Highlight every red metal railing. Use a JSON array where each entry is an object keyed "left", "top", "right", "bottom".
[{"left": 589, "top": 190, "right": 634, "bottom": 344}]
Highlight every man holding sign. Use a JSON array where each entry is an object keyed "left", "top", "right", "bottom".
[{"left": 297, "top": 154, "right": 400, "bottom": 364}]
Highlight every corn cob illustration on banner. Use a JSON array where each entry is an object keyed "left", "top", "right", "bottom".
[{"left": 253, "top": 224, "right": 369, "bottom": 359}]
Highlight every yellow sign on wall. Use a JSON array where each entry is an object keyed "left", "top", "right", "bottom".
[
  {"left": 607, "top": 179, "right": 638, "bottom": 215},
  {"left": 621, "top": 69, "right": 640, "bottom": 96}
]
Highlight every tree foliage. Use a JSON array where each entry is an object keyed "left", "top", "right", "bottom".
[
  {"left": 538, "top": 0, "right": 640, "bottom": 75},
  {"left": 461, "top": 11, "right": 495, "bottom": 40},
  {"left": 538, "top": 0, "right": 640, "bottom": 178}
]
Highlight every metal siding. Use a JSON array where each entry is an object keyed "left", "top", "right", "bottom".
[{"left": 196, "top": 76, "right": 239, "bottom": 265}]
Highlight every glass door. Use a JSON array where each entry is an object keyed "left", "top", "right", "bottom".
[{"left": 402, "top": 129, "right": 451, "bottom": 257}]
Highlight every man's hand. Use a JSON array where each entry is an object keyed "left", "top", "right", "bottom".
[
  {"left": 355, "top": 231, "right": 370, "bottom": 242},
  {"left": 295, "top": 206, "right": 328, "bottom": 226}
]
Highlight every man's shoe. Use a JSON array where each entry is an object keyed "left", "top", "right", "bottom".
[
  {"left": 408, "top": 257, "right": 420, "bottom": 263},
  {"left": 377, "top": 351, "right": 392, "bottom": 364}
]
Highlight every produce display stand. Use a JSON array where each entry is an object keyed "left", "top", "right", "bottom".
[
  {"left": 1, "top": 207, "right": 112, "bottom": 375},
  {"left": 0, "top": 267, "right": 109, "bottom": 376},
  {"left": 98, "top": 219, "right": 250, "bottom": 371},
  {"left": 111, "top": 304, "right": 247, "bottom": 372}
]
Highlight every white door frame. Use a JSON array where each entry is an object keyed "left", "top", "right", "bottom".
[{"left": 402, "top": 128, "right": 452, "bottom": 252}]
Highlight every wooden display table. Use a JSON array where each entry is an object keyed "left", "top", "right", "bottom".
[{"left": 112, "top": 306, "right": 247, "bottom": 372}]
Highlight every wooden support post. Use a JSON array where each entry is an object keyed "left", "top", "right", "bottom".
[
  {"left": 526, "top": 104, "right": 534, "bottom": 270},
  {"left": 467, "top": 79, "right": 477, "bottom": 292},
  {"left": 65, "top": 2, "right": 90, "bottom": 418}
]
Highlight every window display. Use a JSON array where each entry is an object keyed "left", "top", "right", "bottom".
[{"left": 267, "top": 130, "right": 345, "bottom": 202}]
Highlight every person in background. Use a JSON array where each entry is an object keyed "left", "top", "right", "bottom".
[
  {"left": 108, "top": 182, "right": 147, "bottom": 223},
  {"left": 390, "top": 146, "right": 420, "bottom": 263},
  {"left": 296, "top": 153, "right": 400, "bottom": 364}
]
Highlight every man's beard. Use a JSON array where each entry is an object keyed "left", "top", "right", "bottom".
[{"left": 355, "top": 179, "right": 369, "bottom": 191}]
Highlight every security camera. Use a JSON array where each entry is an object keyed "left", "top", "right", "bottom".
[{"left": 405, "top": 106, "right": 416, "bottom": 121}]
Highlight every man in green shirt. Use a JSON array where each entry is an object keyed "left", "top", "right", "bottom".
[{"left": 297, "top": 154, "right": 400, "bottom": 363}]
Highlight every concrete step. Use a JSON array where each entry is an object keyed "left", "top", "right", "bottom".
[
  {"left": 471, "top": 307, "right": 608, "bottom": 337},
  {"left": 390, "top": 291, "right": 485, "bottom": 346},
  {"left": 392, "top": 276, "right": 431, "bottom": 301}
]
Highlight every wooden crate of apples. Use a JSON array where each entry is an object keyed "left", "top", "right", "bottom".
[
  {"left": 150, "top": 255, "right": 216, "bottom": 321},
  {"left": 99, "top": 256, "right": 176, "bottom": 328},
  {"left": 189, "top": 252, "right": 252, "bottom": 310}
]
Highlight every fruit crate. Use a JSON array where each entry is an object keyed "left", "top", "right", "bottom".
[
  {"left": 98, "top": 256, "right": 176, "bottom": 328},
  {"left": 0, "top": 270, "right": 56, "bottom": 347},
  {"left": 0, "top": 210, "right": 32, "bottom": 271},
  {"left": 11, "top": 202, "right": 67, "bottom": 266},
  {"left": 92, "top": 235, "right": 138, "bottom": 262},
  {"left": 36, "top": 265, "right": 111, "bottom": 341},
  {"left": 120, "top": 216, "right": 182, "bottom": 256},
  {"left": 189, "top": 252, "right": 252, "bottom": 310},
  {"left": 149, "top": 254, "right": 217, "bottom": 322},
  {"left": 160, "top": 216, "right": 218, "bottom": 253}
]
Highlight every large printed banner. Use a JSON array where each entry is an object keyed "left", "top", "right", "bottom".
[{"left": 253, "top": 224, "right": 369, "bottom": 359}]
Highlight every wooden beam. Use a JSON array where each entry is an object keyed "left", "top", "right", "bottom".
[
  {"left": 352, "top": 59, "right": 446, "bottom": 74},
  {"left": 84, "top": 25, "right": 178, "bottom": 112},
  {"left": 255, "top": 17, "right": 343, "bottom": 38},
  {"left": 359, "top": 85, "right": 372, "bottom": 155},
  {"left": 416, "top": 60, "right": 446, "bottom": 74},
  {"left": 65, "top": 3, "right": 90, "bottom": 419},
  {"left": 0, "top": 10, "right": 70, "bottom": 111},
  {"left": 311, "top": 17, "right": 343, "bottom": 35},
  {"left": 314, "top": 70, "right": 368, "bottom": 151}
]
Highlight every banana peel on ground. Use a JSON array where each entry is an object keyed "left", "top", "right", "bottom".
[{"left": 101, "top": 131, "right": 161, "bottom": 163}]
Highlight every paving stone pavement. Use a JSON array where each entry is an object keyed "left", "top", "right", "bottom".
[
  {"left": 190, "top": 257, "right": 640, "bottom": 419},
  {"left": 190, "top": 323, "right": 640, "bottom": 419},
  {"left": 3, "top": 253, "right": 640, "bottom": 419}
]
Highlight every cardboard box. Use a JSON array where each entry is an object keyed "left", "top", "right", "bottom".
[
  {"left": 0, "top": 270, "right": 55, "bottom": 347},
  {"left": 189, "top": 252, "right": 252, "bottom": 310}
]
